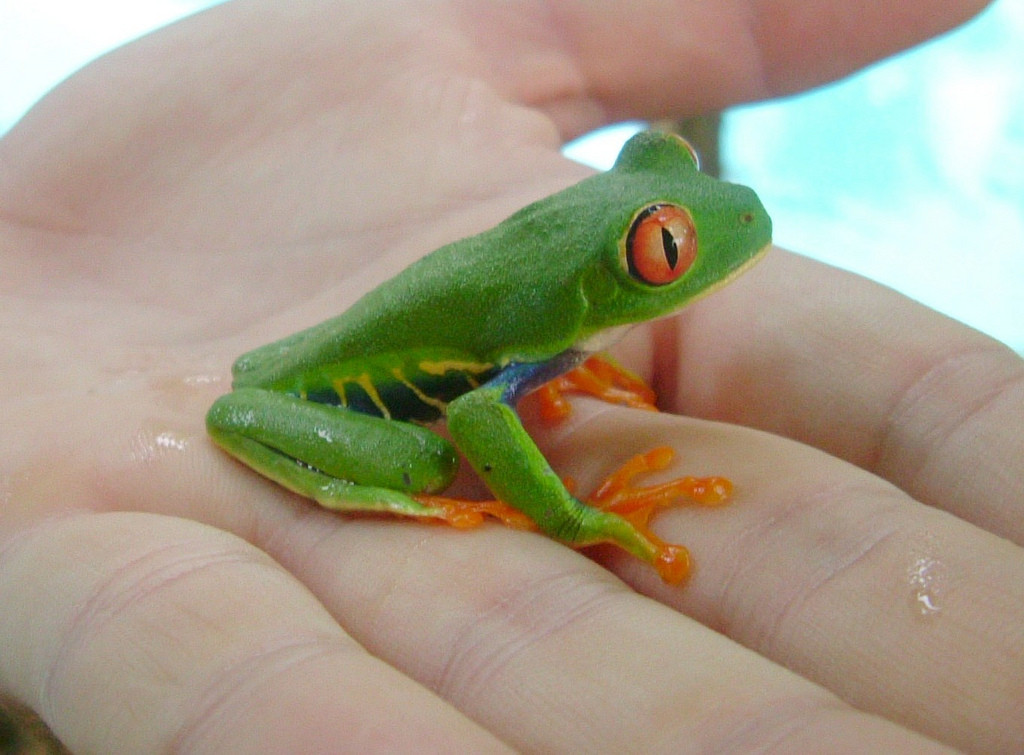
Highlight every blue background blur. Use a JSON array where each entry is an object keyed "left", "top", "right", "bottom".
[{"left": 3, "top": 1, "right": 1022, "bottom": 352}]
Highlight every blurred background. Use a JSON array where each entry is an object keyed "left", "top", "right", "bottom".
[{"left": 2, "top": 0, "right": 1022, "bottom": 354}]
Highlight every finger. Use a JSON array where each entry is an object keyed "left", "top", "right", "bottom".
[
  {"left": 660, "top": 249, "right": 1024, "bottom": 545},
  {"left": 740, "top": 0, "right": 993, "bottom": 96},
  {"left": 0, "top": 513, "right": 507, "bottom": 753},
  {"left": 535, "top": 404, "right": 1024, "bottom": 752},
  {"left": 449, "top": 0, "right": 990, "bottom": 134}
]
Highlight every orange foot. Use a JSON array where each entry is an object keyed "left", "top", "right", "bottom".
[
  {"left": 417, "top": 447, "right": 732, "bottom": 584},
  {"left": 585, "top": 446, "right": 732, "bottom": 524},
  {"left": 571, "top": 446, "right": 732, "bottom": 584},
  {"left": 413, "top": 494, "right": 538, "bottom": 531},
  {"left": 536, "top": 354, "right": 658, "bottom": 423}
]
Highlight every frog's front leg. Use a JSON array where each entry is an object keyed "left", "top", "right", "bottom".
[
  {"left": 206, "top": 388, "right": 460, "bottom": 518},
  {"left": 446, "top": 360, "right": 690, "bottom": 582}
]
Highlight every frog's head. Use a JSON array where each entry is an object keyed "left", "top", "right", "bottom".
[{"left": 577, "top": 130, "right": 771, "bottom": 337}]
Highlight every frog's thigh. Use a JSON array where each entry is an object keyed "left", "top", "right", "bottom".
[{"left": 207, "top": 388, "right": 458, "bottom": 512}]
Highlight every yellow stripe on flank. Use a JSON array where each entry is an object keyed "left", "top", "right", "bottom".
[
  {"left": 332, "top": 374, "right": 390, "bottom": 418},
  {"left": 330, "top": 380, "right": 348, "bottom": 407},
  {"left": 418, "top": 359, "right": 493, "bottom": 377},
  {"left": 391, "top": 368, "right": 448, "bottom": 412},
  {"left": 353, "top": 373, "right": 390, "bottom": 419}
]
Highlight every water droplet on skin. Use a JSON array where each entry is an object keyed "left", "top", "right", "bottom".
[
  {"left": 128, "top": 429, "right": 192, "bottom": 464},
  {"left": 155, "top": 432, "right": 190, "bottom": 451},
  {"left": 907, "top": 552, "right": 944, "bottom": 617},
  {"left": 183, "top": 374, "right": 224, "bottom": 388}
]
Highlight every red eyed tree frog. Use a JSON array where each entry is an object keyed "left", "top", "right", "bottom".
[{"left": 206, "top": 131, "right": 772, "bottom": 583}]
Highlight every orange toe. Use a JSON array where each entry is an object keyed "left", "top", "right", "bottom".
[
  {"left": 413, "top": 494, "right": 537, "bottom": 531},
  {"left": 536, "top": 354, "right": 658, "bottom": 424}
]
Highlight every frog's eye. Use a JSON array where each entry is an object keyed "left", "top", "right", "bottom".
[{"left": 624, "top": 203, "right": 697, "bottom": 286}]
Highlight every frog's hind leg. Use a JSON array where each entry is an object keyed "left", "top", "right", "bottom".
[
  {"left": 214, "top": 431, "right": 454, "bottom": 518},
  {"left": 206, "top": 387, "right": 459, "bottom": 520}
]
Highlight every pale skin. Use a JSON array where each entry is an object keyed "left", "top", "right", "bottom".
[{"left": 1, "top": 0, "right": 1021, "bottom": 752}]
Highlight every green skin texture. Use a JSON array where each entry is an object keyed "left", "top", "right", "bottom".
[{"left": 206, "top": 131, "right": 772, "bottom": 568}]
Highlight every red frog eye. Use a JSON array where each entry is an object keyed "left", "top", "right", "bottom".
[{"left": 623, "top": 204, "right": 697, "bottom": 286}]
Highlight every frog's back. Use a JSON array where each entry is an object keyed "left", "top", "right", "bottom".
[
  {"left": 230, "top": 180, "right": 621, "bottom": 396},
  {"left": 230, "top": 247, "right": 497, "bottom": 392}
]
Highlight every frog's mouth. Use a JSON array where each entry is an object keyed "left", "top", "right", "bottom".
[{"left": 574, "top": 323, "right": 636, "bottom": 353}]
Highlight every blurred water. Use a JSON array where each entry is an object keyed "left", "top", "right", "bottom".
[{"left": 3, "top": 0, "right": 1022, "bottom": 351}]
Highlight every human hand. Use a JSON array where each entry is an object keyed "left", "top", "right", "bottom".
[{"left": 3, "top": 0, "right": 1019, "bottom": 752}]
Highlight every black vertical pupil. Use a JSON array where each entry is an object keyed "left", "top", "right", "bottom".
[{"left": 661, "top": 227, "right": 678, "bottom": 269}]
